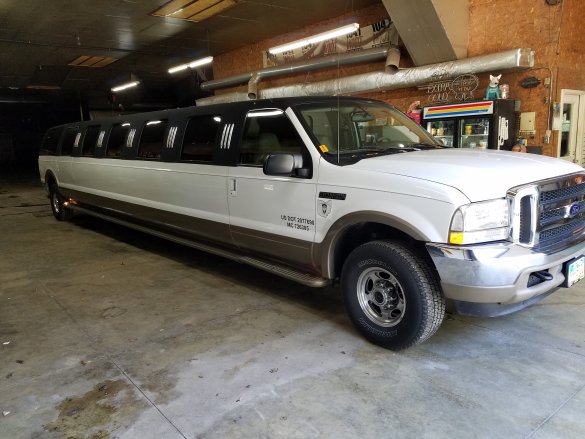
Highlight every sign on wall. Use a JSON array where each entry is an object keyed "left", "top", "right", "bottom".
[
  {"left": 417, "top": 74, "right": 480, "bottom": 104},
  {"left": 262, "top": 18, "right": 399, "bottom": 68}
]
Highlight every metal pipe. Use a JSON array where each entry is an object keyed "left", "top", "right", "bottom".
[
  {"left": 248, "top": 73, "right": 260, "bottom": 99},
  {"left": 385, "top": 46, "right": 400, "bottom": 72},
  {"left": 197, "top": 48, "right": 534, "bottom": 106},
  {"left": 200, "top": 46, "right": 391, "bottom": 91},
  {"left": 263, "top": 48, "right": 534, "bottom": 98}
]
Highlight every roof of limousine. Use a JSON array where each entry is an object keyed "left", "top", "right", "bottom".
[{"left": 50, "top": 96, "right": 393, "bottom": 129}]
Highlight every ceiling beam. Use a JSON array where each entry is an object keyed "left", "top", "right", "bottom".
[{"left": 382, "top": 0, "right": 468, "bottom": 66}]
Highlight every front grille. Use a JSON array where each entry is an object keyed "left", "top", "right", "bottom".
[
  {"left": 539, "top": 182, "right": 585, "bottom": 205},
  {"left": 539, "top": 218, "right": 585, "bottom": 242},
  {"left": 540, "top": 199, "right": 585, "bottom": 227},
  {"left": 510, "top": 173, "right": 585, "bottom": 252},
  {"left": 519, "top": 195, "right": 533, "bottom": 243}
]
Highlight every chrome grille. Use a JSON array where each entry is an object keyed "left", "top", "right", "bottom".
[
  {"left": 539, "top": 183, "right": 585, "bottom": 205},
  {"left": 510, "top": 173, "right": 585, "bottom": 252},
  {"left": 539, "top": 218, "right": 585, "bottom": 243}
]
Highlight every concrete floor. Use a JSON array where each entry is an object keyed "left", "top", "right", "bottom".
[{"left": 1, "top": 172, "right": 585, "bottom": 439}]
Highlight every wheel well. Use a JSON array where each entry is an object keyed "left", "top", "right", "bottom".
[
  {"left": 332, "top": 222, "right": 432, "bottom": 279},
  {"left": 45, "top": 171, "right": 57, "bottom": 188}
]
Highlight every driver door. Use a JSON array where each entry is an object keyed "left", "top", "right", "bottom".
[{"left": 228, "top": 108, "right": 317, "bottom": 269}]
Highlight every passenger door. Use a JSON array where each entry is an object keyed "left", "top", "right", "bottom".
[{"left": 228, "top": 108, "right": 318, "bottom": 269}]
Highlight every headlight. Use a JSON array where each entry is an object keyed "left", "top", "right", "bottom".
[{"left": 449, "top": 199, "right": 509, "bottom": 245}]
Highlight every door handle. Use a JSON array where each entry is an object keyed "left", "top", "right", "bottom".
[{"left": 229, "top": 178, "right": 237, "bottom": 196}]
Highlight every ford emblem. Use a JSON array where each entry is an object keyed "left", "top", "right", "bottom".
[{"left": 569, "top": 203, "right": 581, "bottom": 217}]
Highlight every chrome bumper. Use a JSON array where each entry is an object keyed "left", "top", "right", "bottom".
[{"left": 426, "top": 239, "right": 585, "bottom": 317}]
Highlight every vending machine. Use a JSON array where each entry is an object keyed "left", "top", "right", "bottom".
[{"left": 422, "top": 100, "right": 517, "bottom": 150}]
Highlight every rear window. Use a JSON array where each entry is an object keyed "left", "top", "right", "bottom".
[
  {"left": 40, "top": 127, "right": 63, "bottom": 155},
  {"left": 180, "top": 115, "right": 221, "bottom": 162},
  {"left": 137, "top": 119, "right": 168, "bottom": 160},
  {"left": 82, "top": 125, "right": 101, "bottom": 157},
  {"left": 106, "top": 123, "right": 130, "bottom": 158}
]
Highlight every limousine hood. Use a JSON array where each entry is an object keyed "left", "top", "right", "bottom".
[{"left": 350, "top": 148, "right": 583, "bottom": 202}]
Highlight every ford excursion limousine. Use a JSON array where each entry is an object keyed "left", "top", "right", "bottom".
[{"left": 39, "top": 97, "right": 585, "bottom": 350}]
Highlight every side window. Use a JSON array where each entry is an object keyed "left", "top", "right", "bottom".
[
  {"left": 61, "top": 127, "right": 79, "bottom": 156},
  {"left": 106, "top": 123, "right": 130, "bottom": 158},
  {"left": 180, "top": 115, "right": 221, "bottom": 162},
  {"left": 137, "top": 119, "right": 168, "bottom": 160},
  {"left": 82, "top": 125, "right": 101, "bottom": 157},
  {"left": 40, "top": 127, "right": 63, "bottom": 155},
  {"left": 239, "top": 109, "right": 306, "bottom": 166}
]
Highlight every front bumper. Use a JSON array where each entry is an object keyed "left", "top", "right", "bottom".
[{"left": 426, "top": 239, "right": 585, "bottom": 317}]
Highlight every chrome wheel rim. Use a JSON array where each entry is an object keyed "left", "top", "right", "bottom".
[
  {"left": 356, "top": 267, "right": 405, "bottom": 327},
  {"left": 51, "top": 191, "right": 60, "bottom": 214}
]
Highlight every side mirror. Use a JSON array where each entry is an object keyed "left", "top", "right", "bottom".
[{"left": 263, "top": 153, "right": 308, "bottom": 178}]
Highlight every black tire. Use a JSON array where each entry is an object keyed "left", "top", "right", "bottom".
[
  {"left": 341, "top": 240, "right": 445, "bottom": 350},
  {"left": 49, "top": 184, "right": 73, "bottom": 221}
]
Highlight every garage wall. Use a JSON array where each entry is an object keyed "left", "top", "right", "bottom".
[
  {"left": 212, "top": 0, "right": 585, "bottom": 157},
  {"left": 213, "top": 3, "right": 391, "bottom": 90},
  {"left": 467, "top": 0, "right": 585, "bottom": 156}
]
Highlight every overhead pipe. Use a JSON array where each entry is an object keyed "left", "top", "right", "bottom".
[
  {"left": 248, "top": 46, "right": 401, "bottom": 99},
  {"left": 201, "top": 46, "right": 393, "bottom": 94},
  {"left": 0, "top": 97, "right": 48, "bottom": 104},
  {"left": 384, "top": 46, "right": 400, "bottom": 72},
  {"left": 248, "top": 73, "right": 261, "bottom": 100},
  {"left": 197, "top": 48, "right": 534, "bottom": 106}
]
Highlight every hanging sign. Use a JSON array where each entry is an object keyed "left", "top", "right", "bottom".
[{"left": 262, "top": 18, "right": 399, "bottom": 68}]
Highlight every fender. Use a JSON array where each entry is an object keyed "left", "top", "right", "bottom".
[
  {"left": 313, "top": 210, "right": 431, "bottom": 279},
  {"left": 43, "top": 169, "right": 59, "bottom": 193}
]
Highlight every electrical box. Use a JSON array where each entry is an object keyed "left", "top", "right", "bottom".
[{"left": 519, "top": 112, "right": 536, "bottom": 138}]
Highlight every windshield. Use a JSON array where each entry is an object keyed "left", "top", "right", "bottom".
[{"left": 297, "top": 101, "right": 441, "bottom": 165}]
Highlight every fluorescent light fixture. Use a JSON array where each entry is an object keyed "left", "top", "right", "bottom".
[
  {"left": 111, "top": 81, "right": 140, "bottom": 92},
  {"left": 146, "top": 120, "right": 163, "bottom": 125},
  {"left": 213, "top": 116, "right": 221, "bottom": 122},
  {"left": 121, "top": 123, "right": 131, "bottom": 127},
  {"left": 168, "top": 56, "right": 213, "bottom": 74},
  {"left": 268, "top": 23, "right": 359, "bottom": 55},
  {"left": 26, "top": 84, "right": 61, "bottom": 90}
]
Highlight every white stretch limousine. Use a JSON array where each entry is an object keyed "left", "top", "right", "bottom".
[{"left": 39, "top": 97, "right": 585, "bottom": 349}]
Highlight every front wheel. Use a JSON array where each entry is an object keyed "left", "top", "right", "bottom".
[
  {"left": 49, "top": 184, "right": 73, "bottom": 221},
  {"left": 341, "top": 240, "right": 445, "bottom": 350}
]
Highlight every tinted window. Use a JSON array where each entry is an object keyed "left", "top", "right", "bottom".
[
  {"left": 137, "top": 119, "right": 168, "bottom": 160},
  {"left": 82, "top": 125, "right": 101, "bottom": 157},
  {"left": 40, "top": 127, "right": 63, "bottom": 155},
  {"left": 240, "top": 110, "right": 305, "bottom": 165},
  {"left": 106, "top": 123, "right": 130, "bottom": 157},
  {"left": 61, "top": 127, "right": 79, "bottom": 156},
  {"left": 180, "top": 115, "right": 221, "bottom": 162}
]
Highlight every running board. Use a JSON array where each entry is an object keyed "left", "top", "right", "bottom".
[
  {"left": 240, "top": 257, "right": 330, "bottom": 287},
  {"left": 68, "top": 205, "right": 330, "bottom": 288}
]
